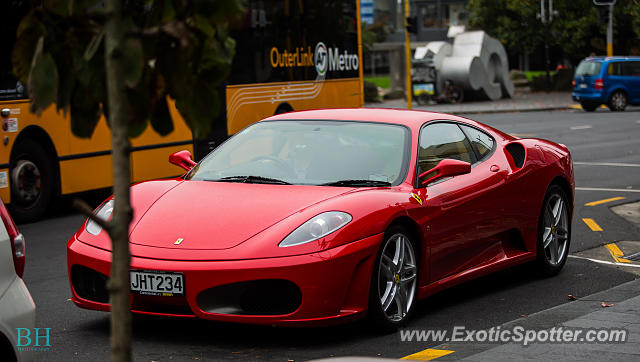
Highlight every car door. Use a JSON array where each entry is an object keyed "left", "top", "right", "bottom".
[
  {"left": 623, "top": 61, "right": 640, "bottom": 103},
  {"left": 407, "top": 122, "right": 508, "bottom": 283}
]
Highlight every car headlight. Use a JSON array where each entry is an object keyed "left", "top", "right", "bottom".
[
  {"left": 86, "top": 199, "right": 114, "bottom": 236},
  {"left": 279, "top": 211, "right": 352, "bottom": 247}
]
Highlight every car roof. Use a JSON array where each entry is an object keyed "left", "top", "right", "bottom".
[
  {"left": 263, "top": 108, "right": 475, "bottom": 129},
  {"left": 583, "top": 56, "right": 640, "bottom": 62}
]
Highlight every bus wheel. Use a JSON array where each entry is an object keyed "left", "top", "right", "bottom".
[
  {"left": 275, "top": 103, "right": 293, "bottom": 115},
  {"left": 9, "top": 139, "right": 55, "bottom": 223}
]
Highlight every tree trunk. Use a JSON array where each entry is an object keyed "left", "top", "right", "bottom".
[{"left": 104, "top": 0, "right": 133, "bottom": 361}]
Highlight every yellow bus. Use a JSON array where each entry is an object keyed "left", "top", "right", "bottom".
[{"left": 1, "top": 0, "right": 363, "bottom": 222}]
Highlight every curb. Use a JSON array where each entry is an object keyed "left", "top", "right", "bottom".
[{"left": 428, "top": 277, "right": 640, "bottom": 360}]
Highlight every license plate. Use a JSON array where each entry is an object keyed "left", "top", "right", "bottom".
[
  {"left": 580, "top": 83, "right": 587, "bottom": 88},
  {"left": 130, "top": 270, "right": 184, "bottom": 297}
]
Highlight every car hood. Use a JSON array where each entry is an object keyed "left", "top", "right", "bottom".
[{"left": 128, "top": 180, "right": 354, "bottom": 250}]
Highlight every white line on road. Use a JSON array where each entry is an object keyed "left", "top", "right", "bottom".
[
  {"left": 570, "top": 125, "right": 592, "bottom": 130},
  {"left": 576, "top": 187, "right": 640, "bottom": 193},
  {"left": 574, "top": 162, "right": 640, "bottom": 167},
  {"left": 569, "top": 255, "right": 640, "bottom": 268}
]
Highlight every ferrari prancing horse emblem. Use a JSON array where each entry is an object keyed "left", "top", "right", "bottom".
[{"left": 174, "top": 238, "right": 184, "bottom": 245}]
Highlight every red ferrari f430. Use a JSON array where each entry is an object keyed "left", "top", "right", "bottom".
[{"left": 67, "top": 109, "right": 574, "bottom": 330}]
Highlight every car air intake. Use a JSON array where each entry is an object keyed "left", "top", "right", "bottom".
[
  {"left": 71, "top": 265, "right": 109, "bottom": 303},
  {"left": 197, "top": 279, "right": 302, "bottom": 316}
]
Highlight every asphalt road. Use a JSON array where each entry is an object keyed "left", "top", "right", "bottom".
[{"left": 19, "top": 109, "right": 640, "bottom": 361}]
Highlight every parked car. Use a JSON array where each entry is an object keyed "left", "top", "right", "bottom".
[
  {"left": 0, "top": 200, "right": 35, "bottom": 361},
  {"left": 67, "top": 109, "right": 574, "bottom": 331},
  {"left": 572, "top": 56, "right": 640, "bottom": 112}
]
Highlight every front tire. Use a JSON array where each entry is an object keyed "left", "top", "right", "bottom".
[
  {"left": 9, "top": 139, "right": 56, "bottom": 223},
  {"left": 368, "top": 225, "right": 418, "bottom": 332},
  {"left": 608, "top": 91, "right": 627, "bottom": 112},
  {"left": 535, "top": 185, "right": 571, "bottom": 276}
]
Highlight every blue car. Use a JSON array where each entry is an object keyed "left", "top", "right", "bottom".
[{"left": 572, "top": 56, "right": 640, "bottom": 112}]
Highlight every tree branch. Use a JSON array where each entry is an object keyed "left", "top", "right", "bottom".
[{"left": 72, "top": 198, "right": 111, "bottom": 232}]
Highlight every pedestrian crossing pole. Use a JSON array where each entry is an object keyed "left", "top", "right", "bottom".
[
  {"left": 606, "top": 3, "right": 613, "bottom": 56},
  {"left": 593, "top": 0, "right": 616, "bottom": 56}
]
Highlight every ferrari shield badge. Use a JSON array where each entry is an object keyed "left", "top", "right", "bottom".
[
  {"left": 174, "top": 238, "right": 184, "bottom": 245},
  {"left": 411, "top": 193, "right": 423, "bottom": 205}
]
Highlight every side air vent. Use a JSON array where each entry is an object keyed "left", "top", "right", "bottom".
[{"left": 505, "top": 142, "right": 526, "bottom": 169}]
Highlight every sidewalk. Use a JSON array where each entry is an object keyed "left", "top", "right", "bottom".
[
  {"left": 420, "top": 278, "right": 640, "bottom": 361},
  {"left": 366, "top": 90, "right": 577, "bottom": 114}
]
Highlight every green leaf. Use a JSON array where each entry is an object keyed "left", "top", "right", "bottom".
[
  {"left": 175, "top": 80, "right": 220, "bottom": 138},
  {"left": 70, "top": 84, "right": 101, "bottom": 138},
  {"left": 128, "top": 118, "right": 149, "bottom": 138},
  {"left": 122, "top": 38, "right": 144, "bottom": 88},
  {"left": 150, "top": 97, "right": 174, "bottom": 136},
  {"left": 190, "top": 14, "right": 215, "bottom": 38},
  {"left": 28, "top": 38, "right": 59, "bottom": 116},
  {"left": 12, "top": 10, "right": 46, "bottom": 85},
  {"left": 44, "top": 0, "right": 72, "bottom": 16}
]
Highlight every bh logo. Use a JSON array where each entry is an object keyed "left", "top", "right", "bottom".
[
  {"left": 314, "top": 42, "right": 328, "bottom": 76},
  {"left": 16, "top": 328, "right": 51, "bottom": 349}
]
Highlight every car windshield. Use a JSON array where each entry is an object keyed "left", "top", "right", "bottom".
[
  {"left": 187, "top": 120, "right": 410, "bottom": 186},
  {"left": 575, "top": 60, "right": 602, "bottom": 76}
]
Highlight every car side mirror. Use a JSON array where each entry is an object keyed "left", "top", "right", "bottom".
[
  {"left": 418, "top": 159, "right": 471, "bottom": 186},
  {"left": 169, "top": 150, "right": 197, "bottom": 171}
]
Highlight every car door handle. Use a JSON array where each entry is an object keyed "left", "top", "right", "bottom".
[{"left": 490, "top": 165, "right": 500, "bottom": 172}]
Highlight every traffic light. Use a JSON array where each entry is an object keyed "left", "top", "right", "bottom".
[{"left": 406, "top": 16, "right": 418, "bottom": 34}]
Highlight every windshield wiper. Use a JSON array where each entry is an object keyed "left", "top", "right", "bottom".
[
  {"left": 320, "top": 179, "right": 392, "bottom": 187},
  {"left": 212, "top": 175, "right": 291, "bottom": 185}
]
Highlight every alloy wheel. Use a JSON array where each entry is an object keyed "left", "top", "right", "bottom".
[
  {"left": 378, "top": 233, "right": 417, "bottom": 322},
  {"left": 542, "top": 194, "right": 569, "bottom": 265}
]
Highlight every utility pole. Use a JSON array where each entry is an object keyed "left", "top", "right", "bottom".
[
  {"left": 404, "top": 0, "right": 412, "bottom": 109},
  {"left": 594, "top": 1, "right": 616, "bottom": 56},
  {"left": 538, "top": 0, "right": 557, "bottom": 93}
]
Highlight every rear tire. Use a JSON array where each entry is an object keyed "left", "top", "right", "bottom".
[
  {"left": 608, "top": 91, "right": 627, "bottom": 112},
  {"left": 368, "top": 225, "right": 418, "bottom": 332},
  {"left": 8, "top": 139, "right": 56, "bottom": 223},
  {"left": 580, "top": 102, "right": 598, "bottom": 112},
  {"left": 535, "top": 185, "right": 571, "bottom": 277}
]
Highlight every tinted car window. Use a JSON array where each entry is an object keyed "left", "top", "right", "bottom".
[
  {"left": 418, "top": 123, "right": 475, "bottom": 175},
  {"left": 575, "top": 61, "right": 601, "bottom": 77},
  {"left": 608, "top": 62, "right": 623, "bottom": 76},
  {"left": 622, "top": 61, "right": 640, "bottom": 76},
  {"left": 460, "top": 125, "right": 494, "bottom": 161}
]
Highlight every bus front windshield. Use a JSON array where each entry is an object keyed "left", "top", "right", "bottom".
[{"left": 187, "top": 120, "right": 410, "bottom": 186}]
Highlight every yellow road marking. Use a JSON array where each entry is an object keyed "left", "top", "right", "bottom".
[
  {"left": 605, "top": 243, "right": 632, "bottom": 264},
  {"left": 582, "top": 218, "right": 603, "bottom": 231},
  {"left": 585, "top": 197, "right": 625, "bottom": 206},
  {"left": 402, "top": 349, "right": 455, "bottom": 360}
]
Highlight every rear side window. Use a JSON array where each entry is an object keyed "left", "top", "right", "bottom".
[
  {"left": 622, "top": 61, "right": 640, "bottom": 76},
  {"left": 608, "top": 62, "right": 623, "bottom": 76},
  {"left": 460, "top": 125, "right": 495, "bottom": 161},
  {"left": 576, "top": 61, "right": 601, "bottom": 76}
]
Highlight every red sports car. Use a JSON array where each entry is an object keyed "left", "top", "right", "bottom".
[{"left": 67, "top": 109, "right": 574, "bottom": 330}]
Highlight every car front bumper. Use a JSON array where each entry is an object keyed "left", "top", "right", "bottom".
[{"left": 67, "top": 233, "right": 382, "bottom": 326}]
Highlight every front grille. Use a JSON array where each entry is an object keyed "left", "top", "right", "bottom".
[{"left": 197, "top": 279, "right": 302, "bottom": 316}]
